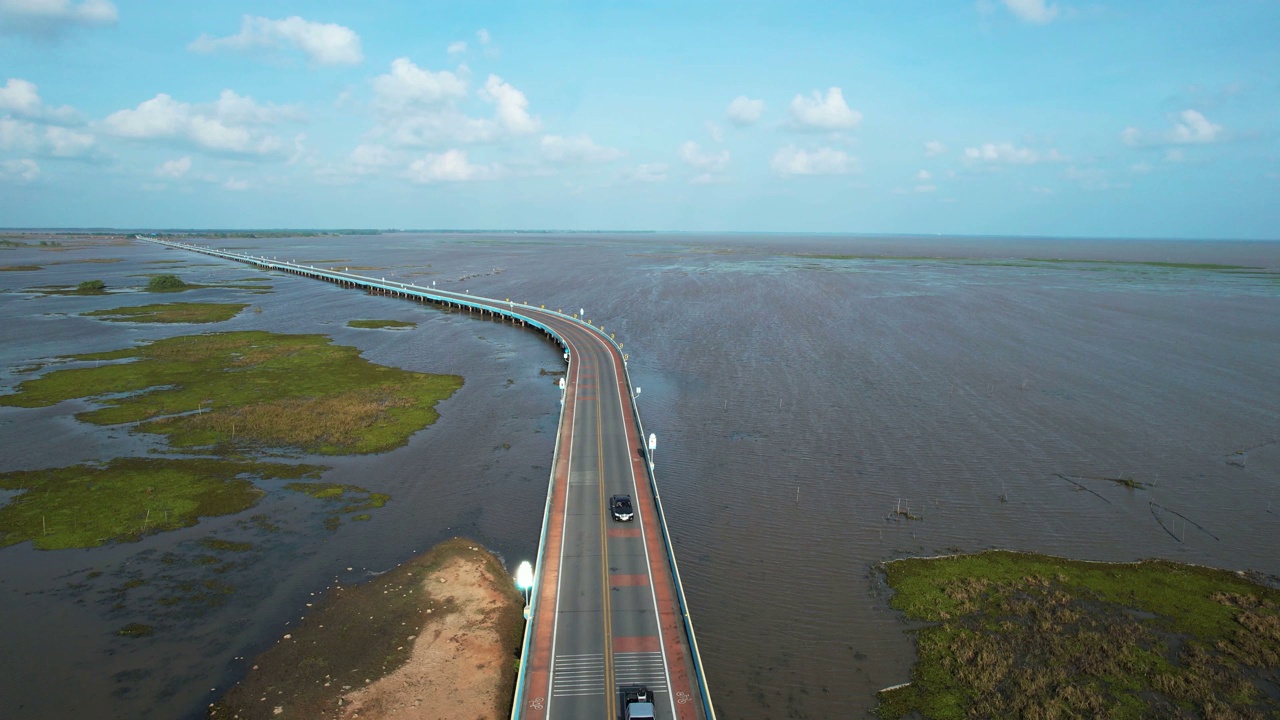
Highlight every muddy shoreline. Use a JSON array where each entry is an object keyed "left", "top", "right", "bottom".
[{"left": 209, "top": 538, "right": 524, "bottom": 719}]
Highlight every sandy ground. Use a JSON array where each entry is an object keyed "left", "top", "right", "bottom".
[
  {"left": 208, "top": 539, "right": 522, "bottom": 720},
  {"left": 338, "top": 553, "right": 513, "bottom": 720}
]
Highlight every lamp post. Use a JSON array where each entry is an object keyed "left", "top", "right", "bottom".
[
  {"left": 515, "top": 561, "right": 534, "bottom": 619},
  {"left": 648, "top": 433, "right": 657, "bottom": 473}
]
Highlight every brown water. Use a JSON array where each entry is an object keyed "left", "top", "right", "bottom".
[{"left": 1, "top": 233, "right": 1278, "bottom": 718}]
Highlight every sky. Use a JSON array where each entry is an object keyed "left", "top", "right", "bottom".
[{"left": 0, "top": 0, "right": 1277, "bottom": 239}]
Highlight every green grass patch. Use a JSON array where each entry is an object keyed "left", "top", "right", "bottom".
[
  {"left": 347, "top": 319, "right": 417, "bottom": 330},
  {"left": 0, "top": 457, "right": 326, "bottom": 550},
  {"left": 877, "top": 551, "right": 1280, "bottom": 719},
  {"left": 0, "top": 330, "right": 463, "bottom": 455},
  {"left": 82, "top": 302, "right": 248, "bottom": 324},
  {"left": 0, "top": 265, "right": 41, "bottom": 271}
]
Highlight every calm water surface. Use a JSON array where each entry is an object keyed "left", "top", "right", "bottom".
[{"left": 1, "top": 233, "right": 1277, "bottom": 718}]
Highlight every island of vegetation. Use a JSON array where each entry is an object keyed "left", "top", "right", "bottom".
[
  {"left": 209, "top": 538, "right": 523, "bottom": 720},
  {"left": 347, "top": 319, "right": 418, "bottom": 330},
  {"left": 0, "top": 330, "right": 462, "bottom": 455},
  {"left": 0, "top": 457, "right": 326, "bottom": 550},
  {"left": 877, "top": 551, "right": 1280, "bottom": 719},
  {"left": 0, "top": 330, "right": 463, "bottom": 549},
  {"left": 83, "top": 302, "right": 249, "bottom": 324}
]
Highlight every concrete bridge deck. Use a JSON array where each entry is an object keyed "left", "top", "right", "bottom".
[{"left": 142, "top": 239, "right": 716, "bottom": 720}]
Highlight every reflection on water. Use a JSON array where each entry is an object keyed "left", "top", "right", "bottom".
[{"left": 1, "top": 233, "right": 1277, "bottom": 718}]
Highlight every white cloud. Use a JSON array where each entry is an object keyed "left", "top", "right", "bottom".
[
  {"left": 789, "top": 87, "right": 861, "bottom": 131},
  {"left": 447, "top": 40, "right": 467, "bottom": 56},
  {"left": 726, "top": 95, "right": 764, "bottom": 126},
  {"left": 963, "top": 142, "right": 1066, "bottom": 164},
  {"left": 680, "top": 141, "right": 730, "bottom": 174},
  {"left": 0, "top": 157, "right": 38, "bottom": 182},
  {"left": 189, "top": 15, "right": 362, "bottom": 67},
  {"left": 1164, "top": 148, "right": 1184, "bottom": 163},
  {"left": 480, "top": 74, "right": 539, "bottom": 135},
  {"left": 624, "top": 163, "right": 668, "bottom": 183},
  {"left": 156, "top": 156, "right": 191, "bottom": 178},
  {"left": 223, "top": 178, "right": 249, "bottom": 191},
  {"left": 0, "top": 77, "right": 38, "bottom": 115},
  {"left": 1169, "top": 109, "right": 1222, "bottom": 144},
  {"left": 367, "top": 59, "right": 542, "bottom": 149},
  {"left": 103, "top": 90, "right": 298, "bottom": 156},
  {"left": 0, "top": 78, "right": 79, "bottom": 123},
  {"left": 1122, "top": 109, "right": 1224, "bottom": 147},
  {"left": 349, "top": 143, "right": 397, "bottom": 170},
  {"left": 915, "top": 184, "right": 937, "bottom": 193},
  {"left": 541, "top": 134, "right": 624, "bottom": 164},
  {"left": 771, "top": 145, "right": 853, "bottom": 176},
  {"left": 1130, "top": 162, "right": 1152, "bottom": 174},
  {"left": 924, "top": 140, "right": 947, "bottom": 157},
  {"left": 706, "top": 121, "right": 723, "bottom": 143},
  {"left": 404, "top": 149, "right": 500, "bottom": 183},
  {"left": 0, "top": 116, "right": 94, "bottom": 157},
  {"left": 476, "top": 28, "right": 490, "bottom": 45},
  {"left": 0, "top": 0, "right": 115, "bottom": 35},
  {"left": 916, "top": 169, "right": 932, "bottom": 181},
  {"left": 1001, "top": 0, "right": 1059, "bottom": 24},
  {"left": 42, "top": 124, "right": 93, "bottom": 156},
  {"left": 373, "top": 58, "right": 468, "bottom": 114}
]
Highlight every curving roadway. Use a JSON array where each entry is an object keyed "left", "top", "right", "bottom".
[{"left": 140, "top": 239, "right": 713, "bottom": 720}]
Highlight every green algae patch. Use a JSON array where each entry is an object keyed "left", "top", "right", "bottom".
[
  {"left": 0, "top": 331, "right": 463, "bottom": 455},
  {"left": 117, "top": 622, "right": 155, "bottom": 638},
  {"left": 347, "top": 319, "right": 417, "bottom": 330},
  {"left": 199, "top": 538, "right": 254, "bottom": 553},
  {"left": 285, "top": 482, "right": 390, "bottom": 529},
  {"left": 0, "top": 457, "right": 326, "bottom": 550},
  {"left": 82, "top": 302, "right": 248, "bottom": 324},
  {"left": 0, "top": 265, "right": 41, "bottom": 271},
  {"left": 877, "top": 551, "right": 1280, "bottom": 719}
]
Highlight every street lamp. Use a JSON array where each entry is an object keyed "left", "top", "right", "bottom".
[
  {"left": 648, "top": 433, "right": 657, "bottom": 473},
  {"left": 515, "top": 561, "right": 534, "bottom": 619}
]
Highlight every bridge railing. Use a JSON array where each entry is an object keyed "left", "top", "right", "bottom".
[{"left": 142, "top": 238, "right": 715, "bottom": 720}]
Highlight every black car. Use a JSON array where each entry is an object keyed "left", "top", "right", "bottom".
[{"left": 610, "top": 494, "right": 634, "bottom": 522}]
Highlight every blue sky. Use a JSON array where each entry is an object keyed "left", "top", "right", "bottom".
[{"left": 0, "top": 1, "right": 1276, "bottom": 238}]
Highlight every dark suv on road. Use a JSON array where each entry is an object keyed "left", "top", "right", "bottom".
[{"left": 610, "top": 494, "right": 634, "bottom": 522}]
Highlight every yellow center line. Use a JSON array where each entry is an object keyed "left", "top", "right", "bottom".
[{"left": 598, "top": 358, "right": 616, "bottom": 720}]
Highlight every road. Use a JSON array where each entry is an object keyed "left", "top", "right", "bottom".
[{"left": 139, "top": 239, "right": 712, "bottom": 720}]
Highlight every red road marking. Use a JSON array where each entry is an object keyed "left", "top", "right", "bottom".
[
  {"left": 610, "top": 573, "right": 650, "bottom": 587},
  {"left": 614, "top": 635, "right": 661, "bottom": 653}
]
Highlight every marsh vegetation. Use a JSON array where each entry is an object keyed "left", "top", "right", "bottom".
[
  {"left": 82, "top": 302, "right": 248, "bottom": 324},
  {"left": 878, "top": 551, "right": 1280, "bottom": 719},
  {"left": 0, "top": 457, "right": 325, "bottom": 550},
  {"left": 0, "top": 331, "right": 463, "bottom": 455},
  {"left": 346, "top": 319, "right": 417, "bottom": 330}
]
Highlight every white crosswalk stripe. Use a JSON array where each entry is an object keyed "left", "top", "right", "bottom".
[
  {"left": 552, "top": 653, "right": 604, "bottom": 697},
  {"left": 613, "top": 651, "right": 668, "bottom": 692}
]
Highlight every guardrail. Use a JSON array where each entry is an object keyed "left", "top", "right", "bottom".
[{"left": 141, "top": 238, "right": 715, "bottom": 720}]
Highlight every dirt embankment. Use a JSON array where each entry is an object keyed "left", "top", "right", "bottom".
[{"left": 210, "top": 538, "right": 524, "bottom": 720}]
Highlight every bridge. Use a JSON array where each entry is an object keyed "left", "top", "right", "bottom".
[{"left": 141, "top": 239, "right": 716, "bottom": 720}]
